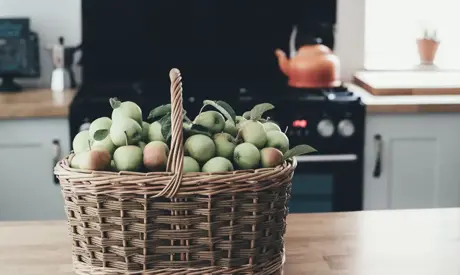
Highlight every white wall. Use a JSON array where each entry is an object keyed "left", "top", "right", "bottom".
[
  {"left": 0, "top": 0, "right": 365, "bottom": 87},
  {"left": 0, "top": 0, "right": 81, "bottom": 88},
  {"left": 335, "top": 0, "right": 366, "bottom": 81}
]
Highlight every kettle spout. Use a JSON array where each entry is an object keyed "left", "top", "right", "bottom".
[{"left": 275, "top": 49, "right": 289, "bottom": 76}]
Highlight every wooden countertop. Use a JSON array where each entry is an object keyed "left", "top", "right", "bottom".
[
  {"left": 349, "top": 82, "right": 460, "bottom": 113},
  {"left": 0, "top": 89, "right": 75, "bottom": 119},
  {"left": 1, "top": 208, "right": 459, "bottom": 275},
  {"left": 353, "top": 71, "right": 460, "bottom": 96}
]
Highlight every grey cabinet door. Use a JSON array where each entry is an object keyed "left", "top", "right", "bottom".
[
  {"left": 364, "top": 113, "right": 460, "bottom": 210},
  {"left": 0, "top": 119, "right": 70, "bottom": 221}
]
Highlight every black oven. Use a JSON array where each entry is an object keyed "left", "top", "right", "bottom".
[
  {"left": 262, "top": 89, "right": 366, "bottom": 213},
  {"left": 228, "top": 87, "right": 365, "bottom": 213},
  {"left": 289, "top": 153, "right": 363, "bottom": 213}
]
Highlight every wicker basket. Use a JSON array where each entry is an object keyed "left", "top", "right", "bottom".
[{"left": 55, "top": 69, "right": 297, "bottom": 275}]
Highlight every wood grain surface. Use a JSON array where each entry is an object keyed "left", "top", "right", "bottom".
[
  {"left": 353, "top": 71, "right": 460, "bottom": 96},
  {"left": 1, "top": 208, "right": 459, "bottom": 274},
  {"left": 0, "top": 89, "right": 75, "bottom": 119},
  {"left": 348, "top": 82, "right": 460, "bottom": 113}
]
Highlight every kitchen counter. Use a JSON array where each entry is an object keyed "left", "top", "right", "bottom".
[
  {"left": 0, "top": 89, "right": 75, "bottom": 119},
  {"left": 349, "top": 83, "right": 460, "bottom": 113},
  {"left": 1, "top": 208, "right": 459, "bottom": 274},
  {"left": 350, "top": 71, "right": 460, "bottom": 113}
]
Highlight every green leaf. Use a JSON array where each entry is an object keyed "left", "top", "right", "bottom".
[
  {"left": 250, "top": 103, "right": 275, "bottom": 121},
  {"left": 148, "top": 104, "right": 171, "bottom": 120},
  {"left": 216, "top": 100, "right": 236, "bottom": 124},
  {"left": 203, "top": 100, "right": 235, "bottom": 125},
  {"left": 186, "top": 123, "right": 212, "bottom": 137},
  {"left": 242, "top": 111, "right": 251, "bottom": 120},
  {"left": 166, "top": 131, "right": 172, "bottom": 142},
  {"left": 283, "top": 145, "right": 317, "bottom": 160},
  {"left": 109, "top": 97, "right": 121, "bottom": 109},
  {"left": 158, "top": 113, "right": 172, "bottom": 141},
  {"left": 190, "top": 123, "right": 211, "bottom": 133},
  {"left": 93, "top": 129, "right": 109, "bottom": 141}
]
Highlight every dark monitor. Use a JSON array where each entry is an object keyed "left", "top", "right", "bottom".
[
  {"left": 81, "top": 1, "right": 336, "bottom": 87},
  {"left": 0, "top": 18, "right": 40, "bottom": 92}
]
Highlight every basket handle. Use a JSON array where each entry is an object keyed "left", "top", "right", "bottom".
[{"left": 154, "top": 68, "right": 185, "bottom": 198}]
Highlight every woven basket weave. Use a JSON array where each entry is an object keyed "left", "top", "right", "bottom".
[{"left": 55, "top": 69, "right": 296, "bottom": 275}]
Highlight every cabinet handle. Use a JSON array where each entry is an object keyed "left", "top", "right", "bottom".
[
  {"left": 373, "top": 134, "right": 382, "bottom": 178},
  {"left": 52, "top": 139, "right": 61, "bottom": 184}
]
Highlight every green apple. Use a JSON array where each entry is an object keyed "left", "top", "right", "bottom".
[
  {"left": 113, "top": 145, "right": 143, "bottom": 171},
  {"left": 109, "top": 117, "right": 143, "bottom": 146},
  {"left": 266, "top": 131, "right": 289, "bottom": 153},
  {"left": 223, "top": 120, "right": 238, "bottom": 137},
  {"left": 148, "top": 121, "right": 165, "bottom": 142},
  {"left": 184, "top": 134, "right": 216, "bottom": 163},
  {"left": 263, "top": 121, "right": 281, "bottom": 132},
  {"left": 202, "top": 157, "right": 234, "bottom": 173},
  {"left": 74, "top": 149, "right": 111, "bottom": 171},
  {"left": 112, "top": 101, "right": 143, "bottom": 125},
  {"left": 233, "top": 143, "right": 261, "bottom": 169},
  {"left": 69, "top": 153, "right": 83, "bottom": 169},
  {"left": 72, "top": 130, "right": 90, "bottom": 153},
  {"left": 141, "top": 121, "right": 150, "bottom": 142},
  {"left": 213, "top": 133, "right": 236, "bottom": 159},
  {"left": 183, "top": 156, "right": 200, "bottom": 173},
  {"left": 89, "top": 117, "right": 112, "bottom": 139},
  {"left": 240, "top": 120, "right": 267, "bottom": 149},
  {"left": 91, "top": 134, "right": 116, "bottom": 155},
  {"left": 143, "top": 141, "right": 169, "bottom": 172},
  {"left": 260, "top": 147, "right": 284, "bottom": 168},
  {"left": 235, "top": 116, "right": 247, "bottom": 124},
  {"left": 194, "top": 111, "right": 225, "bottom": 133}
]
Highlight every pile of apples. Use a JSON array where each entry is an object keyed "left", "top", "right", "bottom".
[{"left": 70, "top": 98, "right": 315, "bottom": 173}]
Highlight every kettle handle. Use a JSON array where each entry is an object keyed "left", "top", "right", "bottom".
[{"left": 289, "top": 25, "right": 298, "bottom": 58}]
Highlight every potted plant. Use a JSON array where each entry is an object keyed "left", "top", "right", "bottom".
[{"left": 417, "top": 29, "right": 440, "bottom": 65}]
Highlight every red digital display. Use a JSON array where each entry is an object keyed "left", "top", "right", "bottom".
[{"left": 292, "top": 119, "right": 307, "bottom": 128}]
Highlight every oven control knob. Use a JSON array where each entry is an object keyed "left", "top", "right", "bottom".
[
  {"left": 338, "top": 119, "right": 355, "bottom": 137},
  {"left": 79, "top": 122, "right": 91, "bottom": 132},
  {"left": 317, "top": 119, "right": 334, "bottom": 137}
]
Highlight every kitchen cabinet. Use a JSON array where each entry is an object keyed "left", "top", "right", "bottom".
[
  {"left": 364, "top": 113, "right": 460, "bottom": 210},
  {"left": 0, "top": 118, "right": 70, "bottom": 221}
]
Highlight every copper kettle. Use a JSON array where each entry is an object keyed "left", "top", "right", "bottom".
[{"left": 275, "top": 28, "right": 340, "bottom": 88}]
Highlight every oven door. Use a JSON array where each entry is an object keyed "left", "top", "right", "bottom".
[{"left": 288, "top": 154, "right": 363, "bottom": 213}]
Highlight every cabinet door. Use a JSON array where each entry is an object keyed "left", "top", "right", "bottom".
[
  {"left": 364, "top": 113, "right": 460, "bottom": 210},
  {"left": 0, "top": 119, "right": 70, "bottom": 221}
]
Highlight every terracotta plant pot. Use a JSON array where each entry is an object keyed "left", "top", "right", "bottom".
[{"left": 417, "top": 39, "right": 440, "bottom": 65}]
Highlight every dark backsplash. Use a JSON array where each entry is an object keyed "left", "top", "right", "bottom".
[{"left": 81, "top": 0, "right": 336, "bottom": 85}]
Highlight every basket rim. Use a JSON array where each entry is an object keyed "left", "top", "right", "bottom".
[
  {"left": 57, "top": 154, "right": 297, "bottom": 177},
  {"left": 55, "top": 155, "right": 297, "bottom": 196}
]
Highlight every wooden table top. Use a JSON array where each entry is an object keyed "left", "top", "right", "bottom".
[
  {"left": 1, "top": 208, "right": 459, "bottom": 275},
  {"left": 351, "top": 71, "right": 460, "bottom": 113},
  {"left": 0, "top": 89, "right": 75, "bottom": 119}
]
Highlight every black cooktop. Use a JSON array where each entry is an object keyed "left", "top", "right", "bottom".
[{"left": 74, "top": 81, "right": 359, "bottom": 105}]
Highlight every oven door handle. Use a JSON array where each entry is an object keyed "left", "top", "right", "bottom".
[
  {"left": 373, "top": 134, "right": 382, "bottom": 178},
  {"left": 295, "top": 154, "right": 357, "bottom": 163}
]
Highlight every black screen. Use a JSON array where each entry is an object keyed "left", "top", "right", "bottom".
[{"left": 81, "top": 0, "right": 336, "bottom": 85}]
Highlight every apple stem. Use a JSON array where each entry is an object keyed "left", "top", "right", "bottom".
[
  {"left": 123, "top": 131, "right": 128, "bottom": 146},
  {"left": 184, "top": 115, "right": 192, "bottom": 123},
  {"left": 235, "top": 129, "right": 242, "bottom": 144},
  {"left": 88, "top": 139, "right": 92, "bottom": 150},
  {"left": 284, "top": 126, "right": 289, "bottom": 134},
  {"left": 198, "top": 104, "right": 207, "bottom": 115}
]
